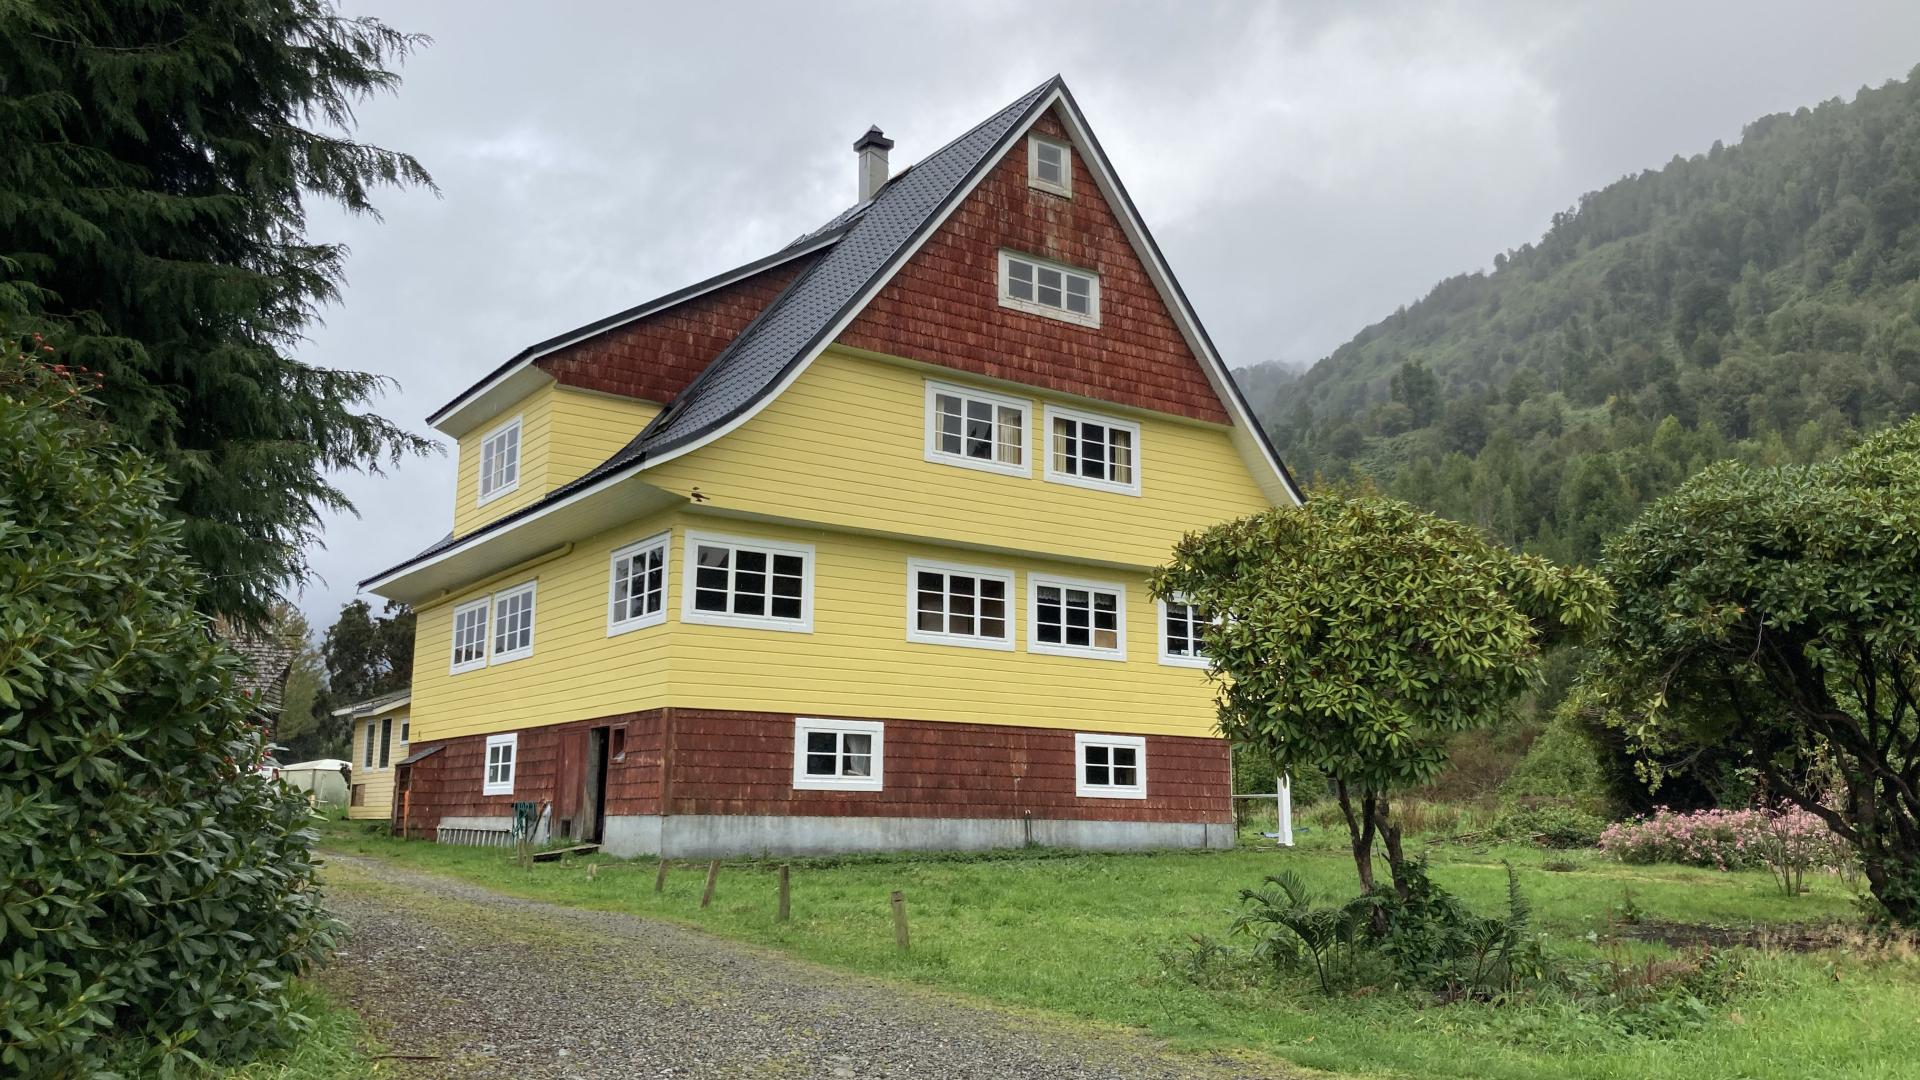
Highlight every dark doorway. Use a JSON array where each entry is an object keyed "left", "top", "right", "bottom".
[{"left": 584, "top": 726, "right": 611, "bottom": 844}]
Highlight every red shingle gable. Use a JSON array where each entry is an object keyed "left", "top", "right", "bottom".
[
  {"left": 534, "top": 254, "right": 819, "bottom": 404},
  {"left": 838, "top": 111, "right": 1231, "bottom": 424}
]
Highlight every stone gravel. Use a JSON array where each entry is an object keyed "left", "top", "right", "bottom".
[{"left": 319, "top": 853, "right": 1297, "bottom": 1080}]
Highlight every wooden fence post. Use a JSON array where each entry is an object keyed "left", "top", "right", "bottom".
[
  {"left": 777, "top": 864, "right": 791, "bottom": 922},
  {"left": 654, "top": 858, "right": 669, "bottom": 894},
  {"left": 890, "top": 890, "right": 909, "bottom": 952},
  {"left": 700, "top": 859, "right": 721, "bottom": 908}
]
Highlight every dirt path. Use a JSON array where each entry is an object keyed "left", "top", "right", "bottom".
[{"left": 318, "top": 852, "right": 1299, "bottom": 1079}]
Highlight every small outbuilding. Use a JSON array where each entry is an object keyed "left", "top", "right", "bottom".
[{"left": 333, "top": 691, "right": 411, "bottom": 821}]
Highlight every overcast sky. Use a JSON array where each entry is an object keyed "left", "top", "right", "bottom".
[{"left": 294, "top": 0, "right": 1920, "bottom": 628}]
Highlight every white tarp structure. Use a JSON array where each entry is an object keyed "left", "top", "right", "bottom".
[{"left": 281, "top": 758, "right": 351, "bottom": 806}]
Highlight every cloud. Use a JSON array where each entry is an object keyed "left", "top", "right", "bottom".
[{"left": 293, "top": 0, "right": 1920, "bottom": 630}]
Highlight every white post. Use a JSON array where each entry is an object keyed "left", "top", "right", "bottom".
[{"left": 1276, "top": 773, "right": 1294, "bottom": 847}]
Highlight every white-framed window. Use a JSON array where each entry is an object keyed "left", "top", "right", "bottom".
[
  {"left": 399, "top": 718, "right": 410, "bottom": 743},
  {"left": 998, "top": 250, "right": 1099, "bottom": 328},
  {"left": 1029, "top": 574, "right": 1126, "bottom": 661},
  {"left": 483, "top": 733, "right": 517, "bottom": 796},
  {"left": 792, "top": 718, "right": 883, "bottom": 791},
  {"left": 1045, "top": 404, "right": 1141, "bottom": 496},
  {"left": 683, "top": 531, "right": 814, "bottom": 632},
  {"left": 362, "top": 721, "right": 376, "bottom": 768},
  {"left": 1028, "top": 134, "right": 1072, "bottom": 197},
  {"left": 608, "top": 532, "right": 670, "bottom": 635},
  {"left": 906, "top": 558, "right": 1015, "bottom": 650},
  {"left": 490, "top": 581, "right": 536, "bottom": 663},
  {"left": 924, "top": 380, "right": 1030, "bottom": 477},
  {"left": 450, "top": 597, "right": 490, "bottom": 674},
  {"left": 378, "top": 717, "right": 393, "bottom": 768},
  {"left": 477, "top": 415, "right": 522, "bottom": 505},
  {"left": 1075, "top": 733, "right": 1147, "bottom": 799},
  {"left": 1158, "top": 596, "right": 1212, "bottom": 668}
]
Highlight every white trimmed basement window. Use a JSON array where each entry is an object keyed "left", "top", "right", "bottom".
[
  {"left": 684, "top": 532, "right": 813, "bottom": 632},
  {"left": 1045, "top": 405, "right": 1140, "bottom": 496},
  {"left": 907, "top": 559, "right": 1014, "bottom": 650},
  {"left": 477, "top": 415, "right": 522, "bottom": 505},
  {"left": 793, "top": 718, "right": 883, "bottom": 791},
  {"left": 925, "top": 380, "right": 1029, "bottom": 477},
  {"left": 450, "top": 596, "right": 490, "bottom": 673},
  {"left": 483, "top": 733, "right": 517, "bottom": 796},
  {"left": 1076, "top": 733, "right": 1146, "bottom": 799},
  {"left": 1158, "top": 597, "right": 1212, "bottom": 668},
  {"left": 1029, "top": 575, "right": 1126, "bottom": 661},
  {"left": 608, "top": 532, "right": 669, "bottom": 634},
  {"left": 999, "top": 250, "right": 1099, "bottom": 328},
  {"left": 490, "top": 581, "right": 536, "bottom": 663},
  {"left": 1028, "top": 135, "right": 1072, "bottom": 197}
]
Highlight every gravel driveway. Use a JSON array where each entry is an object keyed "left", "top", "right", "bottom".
[{"left": 319, "top": 853, "right": 1298, "bottom": 1080}]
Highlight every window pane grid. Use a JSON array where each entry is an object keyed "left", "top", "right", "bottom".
[
  {"left": 612, "top": 542, "right": 666, "bottom": 625},
  {"left": 480, "top": 421, "right": 520, "bottom": 499},
  {"left": 932, "top": 388, "right": 1024, "bottom": 468},
  {"left": 693, "top": 542, "right": 806, "bottom": 623},
  {"left": 493, "top": 587, "right": 534, "bottom": 656},
  {"left": 1035, "top": 583, "right": 1121, "bottom": 651},
  {"left": 1078, "top": 736, "right": 1145, "bottom": 797},
  {"left": 452, "top": 601, "right": 488, "bottom": 668},
  {"left": 914, "top": 568, "right": 1008, "bottom": 642},
  {"left": 1002, "top": 254, "right": 1095, "bottom": 323}
]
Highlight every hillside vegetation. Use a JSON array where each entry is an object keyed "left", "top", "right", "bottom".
[{"left": 1253, "top": 67, "right": 1920, "bottom": 565}]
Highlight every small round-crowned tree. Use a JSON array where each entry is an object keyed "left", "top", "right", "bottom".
[
  {"left": 0, "top": 349, "right": 337, "bottom": 1074},
  {"left": 1152, "top": 494, "right": 1606, "bottom": 896},
  {"left": 1583, "top": 418, "right": 1920, "bottom": 925}
]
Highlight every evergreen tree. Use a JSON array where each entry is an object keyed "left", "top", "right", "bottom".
[{"left": 0, "top": 0, "right": 436, "bottom": 624}]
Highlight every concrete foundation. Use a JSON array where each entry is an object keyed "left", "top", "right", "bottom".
[{"left": 595, "top": 813, "right": 1235, "bottom": 859}]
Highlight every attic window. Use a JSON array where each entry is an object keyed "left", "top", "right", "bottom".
[
  {"left": 1028, "top": 135, "right": 1072, "bottom": 197},
  {"left": 999, "top": 251, "right": 1099, "bottom": 328},
  {"left": 478, "top": 415, "right": 522, "bottom": 506}
]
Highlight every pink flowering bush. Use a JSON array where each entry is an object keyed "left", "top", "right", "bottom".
[{"left": 1600, "top": 806, "right": 1856, "bottom": 894}]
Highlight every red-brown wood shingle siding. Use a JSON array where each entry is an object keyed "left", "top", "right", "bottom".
[
  {"left": 397, "top": 709, "right": 1229, "bottom": 835},
  {"left": 534, "top": 256, "right": 818, "bottom": 403},
  {"left": 394, "top": 711, "right": 663, "bottom": 839},
  {"left": 838, "top": 111, "right": 1231, "bottom": 424}
]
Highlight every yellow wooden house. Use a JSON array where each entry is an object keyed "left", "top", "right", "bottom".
[
  {"left": 359, "top": 77, "right": 1301, "bottom": 856},
  {"left": 335, "top": 690, "right": 410, "bottom": 821}
]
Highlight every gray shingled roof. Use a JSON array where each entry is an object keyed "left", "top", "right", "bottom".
[{"left": 363, "top": 77, "right": 1060, "bottom": 586}]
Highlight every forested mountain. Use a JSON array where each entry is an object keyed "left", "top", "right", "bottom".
[{"left": 1250, "top": 66, "right": 1920, "bottom": 565}]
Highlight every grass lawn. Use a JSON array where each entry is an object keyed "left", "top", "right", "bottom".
[
  {"left": 319, "top": 819, "right": 1920, "bottom": 1080},
  {"left": 211, "top": 982, "right": 376, "bottom": 1080}
]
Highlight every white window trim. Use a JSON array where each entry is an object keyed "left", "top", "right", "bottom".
[
  {"left": 449, "top": 596, "right": 491, "bottom": 674},
  {"left": 681, "top": 530, "right": 816, "bottom": 633},
  {"left": 362, "top": 720, "right": 376, "bottom": 769},
  {"left": 607, "top": 531, "right": 671, "bottom": 636},
  {"left": 483, "top": 733, "right": 517, "bottom": 796},
  {"left": 399, "top": 718, "right": 410, "bottom": 744},
  {"left": 922, "top": 379, "right": 1032, "bottom": 478},
  {"left": 1075, "top": 732, "right": 1148, "bottom": 799},
  {"left": 1157, "top": 596, "right": 1212, "bottom": 669},
  {"left": 489, "top": 580, "right": 537, "bottom": 664},
  {"left": 1027, "top": 134, "right": 1073, "bottom": 198},
  {"left": 476, "top": 414, "right": 523, "bottom": 507},
  {"left": 792, "top": 717, "right": 885, "bottom": 792},
  {"left": 997, "top": 249, "right": 1100, "bottom": 329},
  {"left": 904, "top": 557, "right": 1017, "bottom": 652},
  {"left": 1044, "top": 403, "right": 1143, "bottom": 497},
  {"left": 1027, "top": 573, "right": 1128, "bottom": 662}
]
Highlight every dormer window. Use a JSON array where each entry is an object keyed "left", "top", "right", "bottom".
[
  {"left": 999, "top": 251, "right": 1099, "bottom": 328},
  {"left": 1028, "top": 135, "right": 1072, "bottom": 197},
  {"left": 478, "top": 415, "right": 522, "bottom": 505}
]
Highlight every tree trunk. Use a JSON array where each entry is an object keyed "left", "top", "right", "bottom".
[
  {"left": 1372, "top": 795, "right": 1410, "bottom": 900},
  {"left": 1333, "top": 778, "right": 1376, "bottom": 893}
]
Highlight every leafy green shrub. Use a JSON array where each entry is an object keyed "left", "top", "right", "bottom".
[
  {"left": 0, "top": 354, "right": 338, "bottom": 1075},
  {"left": 1492, "top": 805, "right": 1608, "bottom": 848},
  {"left": 1502, "top": 710, "right": 1614, "bottom": 812}
]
